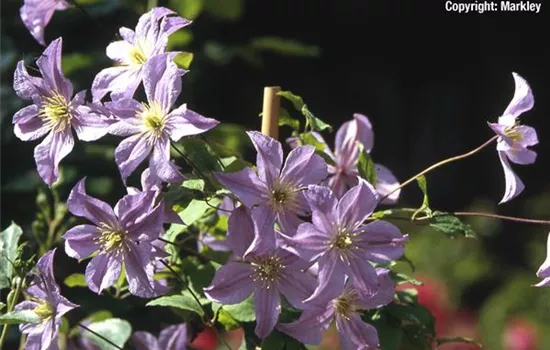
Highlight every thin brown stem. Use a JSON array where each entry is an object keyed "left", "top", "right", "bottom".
[
  {"left": 378, "top": 135, "right": 498, "bottom": 204},
  {"left": 78, "top": 323, "right": 123, "bottom": 350},
  {"left": 453, "top": 212, "right": 550, "bottom": 225},
  {"left": 157, "top": 238, "right": 225, "bottom": 265}
]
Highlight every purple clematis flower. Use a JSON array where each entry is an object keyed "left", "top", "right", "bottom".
[
  {"left": 534, "top": 231, "right": 550, "bottom": 287},
  {"left": 132, "top": 323, "right": 188, "bottom": 350},
  {"left": 488, "top": 72, "right": 538, "bottom": 204},
  {"left": 12, "top": 38, "right": 110, "bottom": 185},
  {"left": 204, "top": 206, "right": 317, "bottom": 338},
  {"left": 107, "top": 55, "right": 219, "bottom": 184},
  {"left": 278, "top": 269, "right": 394, "bottom": 350},
  {"left": 92, "top": 7, "right": 191, "bottom": 101},
  {"left": 20, "top": 0, "right": 71, "bottom": 46},
  {"left": 14, "top": 249, "right": 79, "bottom": 350},
  {"left": 215, "top": 131, "right": 327, "bottom": 240},
  {"left": 290, "top": 114, "right": 400, "bottom": 204},
  {"left": 63, "top": 178, "right": 166, "bottom": 297},
  {"left": 289, "top": 180, "right": 407, "bottom": 302}
]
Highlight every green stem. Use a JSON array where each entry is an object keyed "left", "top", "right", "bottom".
[
  {"left": 78, "top": 323, "right": 123, "bottom": 350},
  {"left": 0, "top": 278, "right": 23, "bottom": 348},
  {"left": 452, "top": 212, "right": 550, "bottom": 225},
  {"left": 378, "top": 135, "right": 498, "bottom": 204},
  {"left": 147, "top": 0, "right": 158, "bottom": 10}
]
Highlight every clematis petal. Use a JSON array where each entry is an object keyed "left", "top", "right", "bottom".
[
  {"left": 20, "top": 1, "right": 60, "bottom": 46},
  {"left": 227, "top": 206, "right": 256, "bottom": 257},
  {"left": 125, "top": 241, "right": 157, "bottom": 297},
  {"left": 277, "top": 307, "right": 333, "bottom": 345},
  {"left": 336, "top": 179, "right": 378, "bottom": 230},
  {"left": 244, "top": 206, "right": 278, "bottom": 257},
  {"left": 63, "top": 224, "right": 100, "bottom": 259},
  {"left": 335, "top": 114, "right": 374, "bottom": 167},
  {"left": 67, "top": 178, "right": 118, "bottom": 226},
  {"left": 280, "top": 145, "right": 328, "bottom": 187},
  {"left": 536, "top": 232, "right": 550, "bottom": 279},
  {"left": 72, "top": 105, "right": 110, "bottom": 142},
  {"left": 106, "top": 98, "right": 143, "bottom": 121},
  {"left": 114, "top": 134, "right": 153, "bottom": 183},
  {"left": 85, "top": 253, "right": 122, "bottom": 294},
  {"left": 106, "top": 40, "right": 134, "bottom": 64},
  {"left": 498, "top": 151, "right": 525, "bottom": 204},
  {"left": 91, "top": 66, "right": 141, "bottom": 102},
  {"left": 304, "top": 185, "right": 338, "bottom": 233},
  {"left": 132, "top": 331, "right": 160, "bottom": 350},
  {"left": 39, "top": 316, "right": 57, "bottom": 350},
  {"left": 215, "top": 168, "right": 267, "bottom": 208},
  {"left": 357, "top": 268, "right": 395, "bottom": 309},
  {"left": 335, "top": 313, "right": 380, "bottom": 350},
  {"left": 505, "top": 148, "right": 537, "bottom": 165},
  {"left": 149, "top": 137, "right": 184, "bottom": 183},
  {"left": 253, "top": 287, "right": 281, "bottom": 339},
  {"left": 279, "top": 268, "right": 318, "bottom": 309},
  {"left": 13, "top": 61, "right": 46, "bottom": 99},
  {"left": 204, "top": 262, "right": 255, "bottom": 304},
  {"left": 36, "top": 38, "right": 72, "bottom": 98},
  {"left": 143, "top": 55, "right": 184, "bottom": 111},
  {"left": 158, "top": 324, "right": 188, "bottom": 350},
  {"left": 355, "top": 220, "right": 407, "bottom": 263},
  {"left": 290, "top": 222, "right": 330, "bottom": 261},
  {"left": 501, "top": 72, "right": 534, "bottom": 120},
  {"left": 305, "top": 255, "right": 346, "bottom": 304},
  {"left": 13, "top": 105, "right": 49, "bottom": 141},
  {"left": 166, "top": 105, "right": 219, "bottom": 141},
  {"left": 344, "top": 257, "right": 379, "bottom": 297},
  {"left": 246, "top": 131, "right": 283, "bottom": 185},
  {"left": 515, "top": 125, "right": 539, "bottom": 147},
  {"left": 34, "top": 129, "right": 74, "bottom": 185},
  {"left": 375, "top": 163, "right": 401, "bottom": 205}
]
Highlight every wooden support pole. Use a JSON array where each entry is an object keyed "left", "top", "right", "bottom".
[{"left": 261, "top": 86, "right": 281, "bottom": 140}]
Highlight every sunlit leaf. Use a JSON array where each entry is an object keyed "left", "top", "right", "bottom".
[{"left": 0, "top": 222, "right": 23, "bottom": 289}]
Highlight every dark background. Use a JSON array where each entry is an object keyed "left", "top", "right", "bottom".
[{"left": 1, "top": 0, "right": 550, "bottom": 348}]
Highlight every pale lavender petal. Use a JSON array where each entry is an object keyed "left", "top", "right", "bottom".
[
  {"left": 344, "top": 257, "right": 379, "bottom": 297},
  {"left": 204, "top": 262, "right": 254, "bottom": 304},
  {"left": 505, "top": 148, "right": 537, "bottom": 165},
  {"left": 280, "top": 146, "right": 328, "bottom": 187},
  {"left": 253, "top": 287, "right": 281, "bottom": 339},
  {"left": 106, "top": 98, "right": 143, "bottom": 121},
  {"left": 13, "top": 105, "right": 49, "bottom": 141},
  {"left": 63, "top": 224, "right": 100, "bottom": 259},
  {"left": 246, "top": 131, "right": 283, "bottom": 185},
  {"left": 56, "top": 294, "right": 79, "bottom": 318},
  {"left": 375, "top": 164, "right": 400, "bottom": 205},
  {"left": 357, "top": 268, "right": 394, "bottom": 309},
  {"left": 244, "top": 206, "right": 277, "bottom": 258},
  {"left": 108, "top": 121, "right": 142, "bottom": 137},
  {"left": 85, "top": 253, "right": 122, "bottom": 294},
  {"left": 132, "top": 331, "right": 159, "bottom": 350},
  {"left": 498, "top": 151, "right": 525, "bottom": 204},
  {"left": 515, "top": 125, "right": 539, "bottom": 147},
  {"left": 305, "top": 255, "right": 346, "bottom": 303},
  {"left": 91, "top": 66, "right": 141, "bottom": 102},
  {"left": 336, "top": 180, "right": 378, "bottom": 230},
  {"left": 327, "top": 171, "right": 356, "bottom": 198},
  {"left": 200, "top": 232, "right": 232, "bottom": 252},
  {"left": 34, "top": 129, "right": 74, "bottom": 185},
  {"left": 335, "top": 114, "right": 374, "bottom": 168},
  {"left": 215, "top": 168, "right": 267, "bottom": 207},
  {"left": 36, "top": 38, "right": 72, "bottom": 98},
  {"left": 39, "top": 317, "right": 57, "bottom": 350},
  {"left": 534, "top": 277, "right": 550, "bottom": 287},
  {"left": 158, "top": 324, "right": 187, "bottom": 350},
  {"left": 20, "top": 0, "right": 59, "bottom": 46},
  {"left": 277, "top": 211, "right": 304, "bottom": 238},
  {"left": 502, "top": 72, "right": 534, "bottom": 119},
  {"left": 160, "top": 15, "right": 192, "bottom": 36},
  {"left": 114, "top": 134, "right": 153, "bottom": 182},
  {"left": 335, "top": 313, "right": 380, "bottom": 350},
  {"left": 352, "top": 113, "right": 375, "bottom": 152},
  {"left": 119, "top": 27, "right": 136, "bottom": 43},
  {"left": 67, "top": 178, "right": 117, "bottom": 226},
  {"left": 537, "top": 232, "right": 550, "bottom": 279},
  {"left": 227, "top": 206, "right": 255, "bottom": 257},
  {"left": 13, "top": 61, "right": 46, "bottom": 99},
  {"left": 304, "top": 185, "right": 338, "bottom": 233},
  {"left": 279, "top": 269, "right": 318, "bottom": 309},
  {"left": 23, "top": 332, "right": 43, "bottom": 350},
  {"left": 72, "top": 105, "right": 110, "bottom": 142},
  {"left": 277, "top": 306, "right": 333, "bottom": 345},
  {"left": 166, "top": 105, "right": 219, "bottom": 141},
  {"left": 149, "top": 138, "right": 184, "bottom": 183},
  {"left": 14, "top": 300, "right": 39, "bottom": 312},
  {"left": 143, "top": 55, "right": 184, "bottom": 111},
  {"left": 355, "top": 220, "right": 407, "bottom": 263},
  {"left": 290, "top": 222, "right": 330, "bottom": 261},
  {"left": 125, "top": 241, "right": 157, "bottom": 297}
]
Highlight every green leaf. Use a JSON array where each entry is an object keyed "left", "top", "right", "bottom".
[
  {"left": 385, "top": 303, "right": 436, "bottom": 337},
  {"left": 259, "top": 107, "right": 300, "bottom": 132},
  {"left": 302, "top": 105, "right": 332, "bottom": 132},
  {"left": 182, "top": 179, "right": 206, "bottom": 192},
  {"left": 169, "top": 0, "right": 204, "bottom": 20},
  {"left": 430, "top": 211, "right": 477, "bottom": 238},
  {"left": 0, "top": 310, "right": 41, "bottom": 325},
  {"left": 64, "top": 273, "right": 87, "bottom": 288},
  {"left": 391, "top": 272, "right": 423, "bottom": 286},
  {"left": 147, "top": 293, "right": 205, "bottom": 317},
  {"left": 249, "top": 37, "right": 321, "bottom": 57},
  {"left": 173, "top": 52, "right": 194, "bottom": 70},
  {"left": 204, "top": 0, "right": 242, "bottom": 21},
  {"left": 217, "top": 308, "right": 241, "bottom": 331},
  {"left": 82, "top": 318, "right": 132, "bottom": 350},
  {"left": 0, "top": 222, "right": 23, "bottom": 289},
  {"left": 177, "top": 138, "right": 222, "bottom": 174},
  {"left": 277, "top": 90, "right": 304, "bottom": 110},
  {"left": 224, "top": 295, "right": 255, "bottom": 322},
  {"left": 416, "top": 175, "right": 430, "bottom": 209},
  {"left": 261, "top": 330, "right": 286, "bottom": 350},
  {"left": 0, "top": 302, "right": 5, "bottom": 311},
  {"left": 69, "top": 310, "right": 113, "bottom": 337},
  {"left": 357, "top": 143, "right": 377, "bottom": 186},
  {"left": 180, "top": 199, "right": 215, "bottom": 226},
  {"left": 437, "top": 336, "right": 483, "bottom": 348}
]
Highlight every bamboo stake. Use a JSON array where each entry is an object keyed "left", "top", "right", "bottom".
[{"left": 261, "top": 86, "right": 281, "bottom": 140}]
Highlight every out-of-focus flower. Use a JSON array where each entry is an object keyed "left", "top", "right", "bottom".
[
  {"left": 215, "top": 131, "right": 327, "bottom": 241},
  {"left": 20, "top": 0, "right": 71, "bottom": 46},
  {"left": 503, "top": 317, "right": 539, "bottom": 350},
  {"left": 132, "top": 323, "right": 188, "bottom": 350},
  {"left": 14, "top": 249, "right": 79, "bottom": 350},
  {"left": 63, "top": 179, "right": 165, "bottom": 297},
  {"left": 289, "top": 181, "right": 407, "bottom": 301},
  {"left": 107, "top": 55, "right": 218, "bottom": 183},
  {"left": 534, "top": 231, "right": 550, "bottom": 287},
  {"left": 204, "top": 206, "right": 317, "bottom": 338},
  {"left": 278, "top": 269, "right": 394, "bottom": 350},
  {"left": 92, "top": 7, "right": 191, "bottom": 101},
  {"left": 488, "top": 72, "right": 537, "bottom": 204},
  {"left": 12, "top": 38, "right": 109, "bottom": 185}
]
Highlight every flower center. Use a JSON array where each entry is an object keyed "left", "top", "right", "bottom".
[
  {"left": 128, "top": 39, "right": 151, "bottom": 65},
  {"left": 333, "top": 289, "right": 358, "bottom": 321},
  {"left": 97, "top": 222, "right": 126, "bottom": 254},
  {"left": 504, "top": 126, "right": 523, "bottom": 142},
  {"left": 39, "top": 92, "right": 72, "bottom": 133},
  {"left": 268, "top": 183, "right": 298, "bottom": 214},
  {"left": 33, "top": 302, "right": 54, "bottom": 320},
  {"left": 331, "top": 229, "right": 354, "bottom": 250},
  {"left": 251, "top": 256, "right": 285, "bottom": 289},
  {"left": 139, "top": 101, "right": 166, "bottom": 137}
]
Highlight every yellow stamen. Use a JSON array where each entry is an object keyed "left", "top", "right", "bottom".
[
  {"left": 139, "top": 101, "right": 166, "bottom": 138},
  {"left": 128, "top": 39, "right": 151, "bottom": 66},
  {"left": 34, "top": 302, "right": 54, "bottom": 320},
  {"left": 251, "top": 256, "right": 285, "bottom": 289},
  {"left": 39, "top": 91, "right": 72, "bottom": 133},
  {"left": 96, "top": 222, "right": 126, "bottom": 254},
  {"left": 333, "top": 289, "right": 359, "bottom": 321}
]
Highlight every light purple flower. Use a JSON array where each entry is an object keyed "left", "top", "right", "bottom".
[
  {"left": 292, "top": 114, "right": 400, "bottom": 204},
  {"left": 15, "top": 249, "right": 79, "bottom": 350},
  {"left": 278, "top": 268, "right": 393, "bottom": 350},
  {"left": 204, "top": 206, "right": 317, "bottom": 338},
  {"left": 63, "top": 178, "right": 166, "bottom": 297},
  {"left": 534, "top": 231, "right": 550, "bottom": 287},
  {"left": 91, "top": 7, "right": 191, "bottom": 101},
  {"left": 12, "top": 38, "right": 110, "bottom": 185},
  {"left": 488, "top": 72, "right": 538, "bottom": 204},
  {"left": 215, "top": 131, "right": 327, "bottom": 241},
  {"left": 20, "top": 0, "right": 71, "bottom": 46},
  {"left": 107, "top": 55, "right": 219, "bottom": 184},
  {"left": 132, "top": 323, "right": 188, "bottom": 350},
  {"left": 289, "top": 180, "right": 407, "bottom": 302}
]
